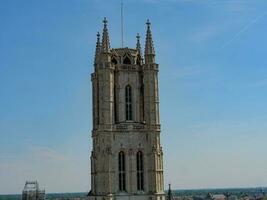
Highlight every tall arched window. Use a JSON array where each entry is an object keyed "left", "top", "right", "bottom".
[
  {"left": 119, "top": 151, "right": 126, "bottom": 191},
  {"left": 125, "top": 85, "right": 133, "bottom": 121},
  {"left": 136, "top": 151, "right": 144, "bottom": 191}
]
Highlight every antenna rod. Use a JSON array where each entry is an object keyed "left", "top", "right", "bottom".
[{"left": 121, "top": 1, "right": 124, "bottom": 48}]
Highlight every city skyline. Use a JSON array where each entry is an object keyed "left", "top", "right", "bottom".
[{"left": 1, "top": 0, "right": 267, "bottom": 194}]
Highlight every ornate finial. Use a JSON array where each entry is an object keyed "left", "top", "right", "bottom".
[
  {"left": 136, "top": 33, "right": 140, "bottom": 47},
  {"left": 136, "top": 33, "right": 140, "bottom": 40},
  {"left": 94, "top": 31, "right": 101, "bottom": 64},
  {"left": 101, "top": 17, "right": 110, "bottom": 53},
  {"left": 146, "top": 19, "right": 151, "bottom": 26},
  {"left": 103, "top": 17, "right": 108, "bottom": 26},
  {"left": 97, "top": 31, "right": 100, "bottom": 43},
  {"left": 136, "top": 33, "right": 142, "bottom": 59}
]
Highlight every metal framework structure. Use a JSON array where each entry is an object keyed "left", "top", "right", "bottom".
[{"left": 22, "top": 181, "right": 45, "bottom": 200}]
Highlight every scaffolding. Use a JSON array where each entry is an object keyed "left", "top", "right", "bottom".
[{"left": 22, "top": 181, "right": 45, "bottom": 200}]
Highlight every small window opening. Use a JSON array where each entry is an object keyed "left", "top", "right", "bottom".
[
  {"left": 119, "top": 151, "right": 126, "bottom": 191},
  {"left": 125, "top": 85, "right": 133, "bottom": 121},
  {"left": 136, "top": 151, "right": 144, "bottom": 191}
]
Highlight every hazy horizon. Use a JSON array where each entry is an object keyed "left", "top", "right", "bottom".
[
  {"left": 1, "top": 0, "right": 267, "bottom": 194},
  {"left": 1, "top": 186, "right": 267, "bottom": 195}
]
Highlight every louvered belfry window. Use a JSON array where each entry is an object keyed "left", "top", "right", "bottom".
[
  {"left": 119, "top": 151, "right": 126, "bottom": 191},
  {"left": 136, "top": 151, "right": 144, "bottom": 191},
  {"left": 125, "top": 85, "right": 133, "bottom": 121}
]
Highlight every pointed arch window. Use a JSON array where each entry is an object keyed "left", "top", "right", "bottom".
[
  {"left": 123, "top": 56, "right": 131, "bottom": 64},
  {"left": 136, "top": 151, "right": 144, "bottom": 191},
  {"left": 125, "top": 85, "right": 133, "bottom": 121},
  {"left": 119, "top": 151, "right": 126, "bottom": 191},
  {"left": 111, "top": 57, "right": 118, "bottom": 65}
]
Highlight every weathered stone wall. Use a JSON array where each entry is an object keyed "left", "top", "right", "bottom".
[{"left": 89, "top": 19, "right": 165, "bottom": 200}]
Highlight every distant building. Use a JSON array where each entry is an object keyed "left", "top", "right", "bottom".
[
  {"left": 22, "top": 181, "right": 45, "bottom": 200},
  {"left": 212, "top": 194, "right": 226, "bottom": 200},
  {"left": 228, "top": 195, "right": 238, "bottom": 200},
  {"left": 193, "top": 196, "right": 204, "bottom": 200},
  {"left": 167, "top": 184, "right": 174, "bottom": 200}
]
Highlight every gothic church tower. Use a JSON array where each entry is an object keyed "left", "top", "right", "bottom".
[{"left": 88, "top": 18, "right": 165, "bottom": 200}]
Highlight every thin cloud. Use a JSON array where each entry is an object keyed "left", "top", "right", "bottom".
[
  {"left": 248, "top": 79, "right": 267, "bottom": 88},
  {"left": 188, "top": 25, "right": 223, "bottom": 44},
  {"left": 174, "top": 65, "right": 202, "bottom": 78},
  {"left": 221, "top": 11, "right": 267, "bottom": 48},
  {"left": 29, "top": 146, "right": 68, "bottom": 161},
  {"left": 140, "top": 0, "right": 199, "bottom": 4}
]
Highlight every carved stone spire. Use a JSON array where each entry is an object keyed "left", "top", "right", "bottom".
[
  {"left": 101, "top": 17, "right": 110, "bottom": 53},
  {"left": 136, "top": 33, "right": 142, "bottom": 57},
  {"left": 94, "top": 32, "right": 101, "bottom": 64},
  {"left": 145, "top": 19, "right": 155, "bottom": 64},
  {"left": 136, "top": 33, "right": 143, "bottom": 65}
]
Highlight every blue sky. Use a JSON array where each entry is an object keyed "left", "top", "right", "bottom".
[{"left": 1, "top": 0, "right": 267, "bottom": 194}]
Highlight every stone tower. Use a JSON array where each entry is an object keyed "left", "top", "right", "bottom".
[{"left": 88, "top": 18, "right": 165, "bottom": 200}]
